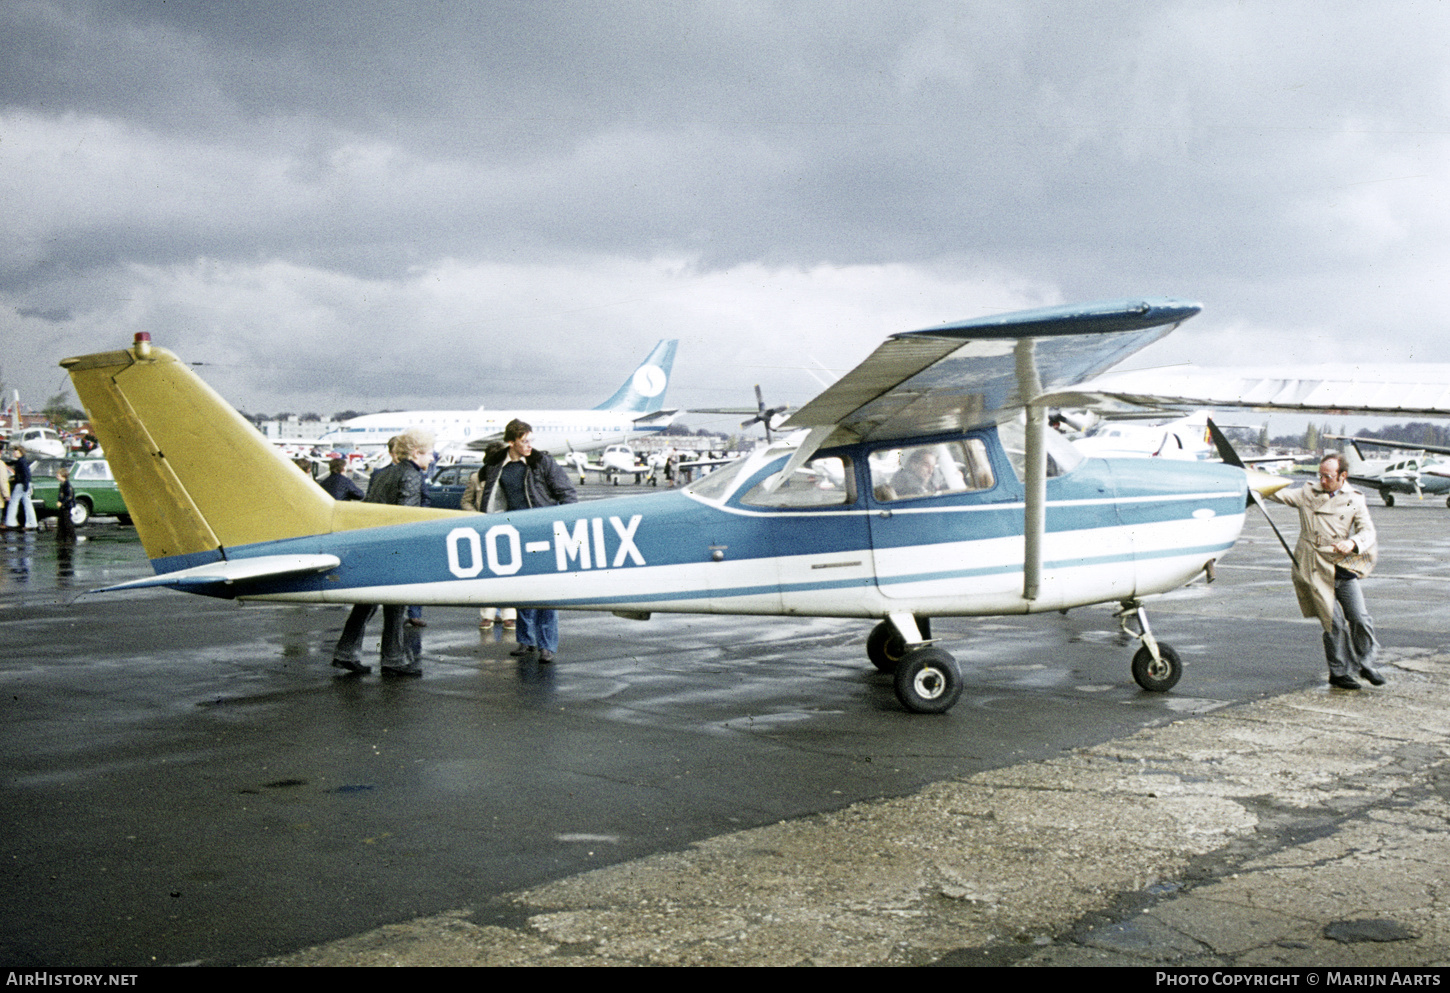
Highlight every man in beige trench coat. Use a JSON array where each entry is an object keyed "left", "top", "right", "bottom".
[{"left": 1267, "top": 453, "right": 1383, "bottom": 690}]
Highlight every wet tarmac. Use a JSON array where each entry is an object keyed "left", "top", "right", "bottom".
[{"left": 3, "top": 488, "right": 1449, "bottom": 967}]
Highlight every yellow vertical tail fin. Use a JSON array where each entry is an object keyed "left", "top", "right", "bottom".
[{"left": 61, "top": 336, "right": 457, "bottom": 564}]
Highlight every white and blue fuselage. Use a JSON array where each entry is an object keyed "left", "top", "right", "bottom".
[{"left": 164, "top": 426, "right": 1247, "bottom": 618}]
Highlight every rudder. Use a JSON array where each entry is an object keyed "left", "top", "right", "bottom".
[{"left": 62, "top": 338, "right": 338, "bottom": 563}]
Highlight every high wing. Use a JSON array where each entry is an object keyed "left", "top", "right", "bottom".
[
  {"left": 1050, "top": 363, "right": 1450, "bottom": 416},
  {"left": 781, "top": 298, "right": 1203, "bottom": 446}
]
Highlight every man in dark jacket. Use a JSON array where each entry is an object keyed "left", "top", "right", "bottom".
[
  {"left": 318, "top": 458, "right": 365, "bottom": 501},
  {"left": 480, "top": 419, "right": 577, "bottom": 662},
  {"left": 330, "top": 431, "right": 434, "bottom": 676}
]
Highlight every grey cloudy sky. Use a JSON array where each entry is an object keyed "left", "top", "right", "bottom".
[{"left": 4, "top": 0, "right": 1449, "bottom": 431}]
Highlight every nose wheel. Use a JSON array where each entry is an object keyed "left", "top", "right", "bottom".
[{"left": 1116, "top": 600, "right": 1183, "bottom": 692}]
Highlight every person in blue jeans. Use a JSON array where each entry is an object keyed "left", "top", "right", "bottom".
[
  {"left": 476, "top": 419, "right": 577, "bottom": 662},
  {"left": 4, "top": 446, "right": 37, "bottom": 530}
]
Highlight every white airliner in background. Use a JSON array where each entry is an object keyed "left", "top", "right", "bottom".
[{"left": 318, "top": 340, "right": 679, "bottom": 457}]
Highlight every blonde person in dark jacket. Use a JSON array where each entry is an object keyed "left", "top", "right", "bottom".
[{"left": 330, "top": 430, "right": 434, "bottom": 676}]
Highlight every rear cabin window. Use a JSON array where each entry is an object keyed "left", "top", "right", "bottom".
[
  {"left": 996, "top": 417, "right": 1085, "bottom": 481},
  {"left": 870, "top": 440, "right": 995, "bottom": 503}
]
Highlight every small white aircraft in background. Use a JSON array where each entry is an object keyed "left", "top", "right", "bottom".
[
  {"left": 8, "top": 425, "right": 67, "bottom": 459},
  {"left": 1326, "top": 434, "right": 1450, "bottom": 507},
  {"left": 563, "top": 444, "right": 655, "bottom": 485},
  {"left": 319, "top": 340, "right": 680, "bottom": 458}
]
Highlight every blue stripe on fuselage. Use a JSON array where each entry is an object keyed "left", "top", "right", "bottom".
[{"left": 154, "top": 443, "right": 1247, "bottom": 603}]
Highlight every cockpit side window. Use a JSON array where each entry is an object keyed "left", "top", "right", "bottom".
[
  {"left": 869, "top": 440, "right": 996, "bottom": 503},
  {"left": 740, "top": 456, "right": 854, "bottom": 508}
]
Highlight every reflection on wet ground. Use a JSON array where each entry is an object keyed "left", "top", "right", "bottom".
[{"left": 4, "top": 499, "right": 1450, "bottom": 965}]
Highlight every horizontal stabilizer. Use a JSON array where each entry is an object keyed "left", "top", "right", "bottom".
[{"left": 92, "top": 553, "right": 342, "bottom": 593}]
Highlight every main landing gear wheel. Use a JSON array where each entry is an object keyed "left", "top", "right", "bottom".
[
  {"left": 1132, "top": 643, "right": 1183, "bottom": 693},
  {"left": 893, "top": 647, "right": 963, "bottom": 714},
  {"left": 866, "top": 620, "right": 908, "bottom": 673},
  {"left": 1383, "top": 491, "right": 1395, "bottom": 507}
]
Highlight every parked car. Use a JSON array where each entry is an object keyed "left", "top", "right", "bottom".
[
  {"left": 29, "top": 457, "right": 130, "bottom": 526},
  {"left": 425, "top": 463, "right": 482, "bottom": 510}
]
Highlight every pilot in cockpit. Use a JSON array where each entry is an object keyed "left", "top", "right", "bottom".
[{"left": 890, "top": 447, "right": 940, "bottom": 497}]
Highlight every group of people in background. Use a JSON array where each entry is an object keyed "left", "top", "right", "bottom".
[
  {"left": 320, "top": 418, "right": 576, "bottom": 675},
  {"left": 0, "top": 444, "right": 76, "bottom": 541}
]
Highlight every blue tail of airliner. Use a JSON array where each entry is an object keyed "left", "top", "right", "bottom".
[{"left": 592, "top": 339, "right": 678, "bottom": 413}]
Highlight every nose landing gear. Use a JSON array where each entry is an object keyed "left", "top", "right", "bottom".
[{"left": 1116, "top": 600, "right": 1183, "bottom": 692}]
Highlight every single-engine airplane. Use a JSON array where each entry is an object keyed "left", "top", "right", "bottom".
[
  {"left": 563, "top": 443, "right": 655, "bottom": 484},
  {"left": 65, "top": 299, "right": 1269, "bottom": 714}
]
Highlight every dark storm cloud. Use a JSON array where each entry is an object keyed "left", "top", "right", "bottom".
[
  {"left": 4, "top": 1, "right": 1450, "bottom": 413},
  {"left": 7, "top": 0, "right": 1441, "bottom": 277}
]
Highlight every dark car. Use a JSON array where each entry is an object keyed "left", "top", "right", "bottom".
[{"left": 425, "top": 463, "right": 482, "bottom": 510}]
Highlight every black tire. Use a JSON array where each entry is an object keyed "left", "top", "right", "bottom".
[
  {"left": 1383, "top": 491, "right": 1395, "bottom": 507},
  {"left": 893, "top": 647, "right": 962, "bottom": 714},
  {"left": 116, "top": 513, "right": 133, "bottom": 526},
  {"left": 1132, "top": 643, "right": 1183, "bottom": 692},
  {"left": 866, "top": 620, "right": 908, "bottom": 672},
  {"left": 70, "top": 498, "right": 91, "bottom": 527}
]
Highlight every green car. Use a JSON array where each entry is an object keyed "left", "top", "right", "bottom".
[{"left": 29, "top": 457, "right": 131, "bottom": 526}]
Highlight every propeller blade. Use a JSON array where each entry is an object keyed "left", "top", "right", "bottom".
[
  {"left": 1209, "top": 418, "right": 1297, "bottom": 567},
  {"left": 1206, "top": 416, "right": 1244, "bottom": 468},
  {"left": 1250, "top": 487, "right": 1299, "bottom": 568}
]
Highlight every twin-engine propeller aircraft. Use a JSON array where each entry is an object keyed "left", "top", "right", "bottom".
[
  {"left": 64, "top": 299, "right": 1263, "bottom": 714},
  {"left": 1325, "top": 434, "right": 1450, "bottom": 508}
]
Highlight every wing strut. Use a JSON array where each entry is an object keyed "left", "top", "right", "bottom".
[
  {"left": 1016, "top": 340, "right": 1046, "bottom": 601},
  {"left": 759, "top": 425, "right": 835, "bottom": 496}
]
